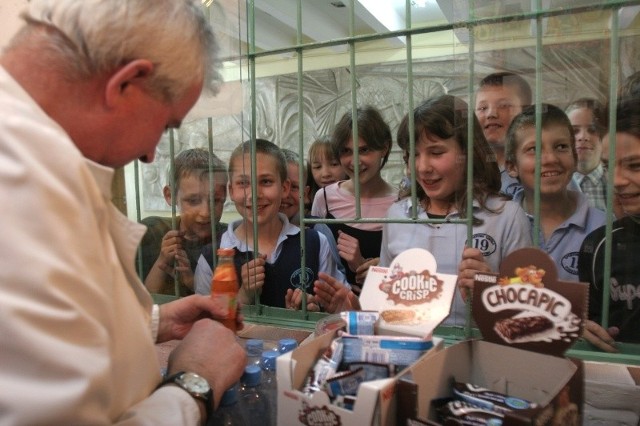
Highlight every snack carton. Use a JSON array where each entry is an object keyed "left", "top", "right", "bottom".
[
  {"left": 359, "top": 248, "right": 458, "bottom": 339},
  {"left": 396, "top": 247, "right": 588, "bottom": 425},
  {"left": 277, "top": 248, "right": 457, "bottom": 426}
]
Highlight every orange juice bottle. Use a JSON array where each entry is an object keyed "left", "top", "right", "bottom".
[{"left": 211, "top": 248, "right": 239, "bottom": 333}]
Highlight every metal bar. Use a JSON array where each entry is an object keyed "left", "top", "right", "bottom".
[
  {"left": 532, "top": 0, "right": 543, "bottom": 248},
  {"left": 243, "top": 1, "right": 637, "bottom": 59},
  {"left": 464, "top": 0, "right": 476, "bottom": 339},
  {"left": 207, "top": 117, "right": 218, "bottom": 271},
  {"left": 601, "top": 8, "right": 621, "bottom": 330},
  {"left": 248, "top": 0, "right": 262, "bottom": 311},
  {"left": 405, "top": 0, "right": 418, "bottom": 220},
  {"left": 349, "top": 0, "right": 361, "bottom": 219},
  {"left": 168, "top": 129, "right": 179, "bottom": 297},
  {"left": 134, "top": 159, "right": 144, "bottom": 278},
  {"left": 296, "top": 0, "right": 309, "bottom": 317}
]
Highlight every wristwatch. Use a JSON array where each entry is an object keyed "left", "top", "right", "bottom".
[{"left": 159, "top": 371, "right": 213, "bottom": 422}]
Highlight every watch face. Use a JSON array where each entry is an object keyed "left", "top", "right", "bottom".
[{"left": 178, "top": 372, "right": 210, "bottom": 395}]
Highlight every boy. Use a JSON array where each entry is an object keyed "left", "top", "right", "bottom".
[
  {"left": 139, "top": 148, "right": 227, "bottom": 295},
  {"left": 194, "top": 140, "right": 346, "bottom": 309},
  {"left": 566, "top": 98, "right": 608, "bottom": 211},
  {"left": 475, "top": 72, "right": 532, "bottom": 196},
  {"left": 505, "top": 104, "right": 605, "bottom": 282},
  {"left": 280, "top": 148, "right": 346, "bottom": 278},
  {"left": 579, "top": 98, "right": 640, "bottom": 349}
]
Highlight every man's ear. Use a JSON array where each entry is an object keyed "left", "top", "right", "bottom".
[
  {"left": 104, "top": 59, "right": 154, "bottom": 108},
  {"left": 162, "top": 185, "right": 173, "bottom": 206}
]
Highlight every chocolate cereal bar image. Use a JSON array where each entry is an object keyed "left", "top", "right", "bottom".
[{"left": 494, "top": 315, "right": 554, "bottom": 343}]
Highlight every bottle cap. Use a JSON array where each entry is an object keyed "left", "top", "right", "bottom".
[
  {"left": 216, "top": 248, "right": 235, "bottom": 257},
  {"left": 278, "top": 338, "right": 298, "bottom": 354},
  {"left": 246, "top": 339, "right": 264, "bottom": 357},
  {"left": 260, "top": 350, "right": 279, "bottom": 371},
  {"left": 220, "top": 383, "right": 239, "bottom": 406},
  {"left": 242, "top": 365, "right": 262, "bottom": 387}
]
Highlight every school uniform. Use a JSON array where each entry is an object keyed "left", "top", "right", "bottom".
[
  {"left": 514, "top": 190, "right": 606, "bottom": 282},
  {"left": 311, "top": 183, "right": 396, "bottom": 286},
  {"left": 194, "top": 214, "right": 346, "bottom": 307},
  {"left": 381, "top": 196, "right": 532, "bottom": 327},
  {"left": 501, "top": 167, "right": 523, "bottom": 198},
  {"left": 572, "top": 163, "right": 608, "bottom": 211},
  {"left": 579, "top": 215, "right": 640, "bottom": 343}
]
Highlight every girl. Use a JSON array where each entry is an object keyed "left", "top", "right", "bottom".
[
  {"left": 311, "top": 106, "right": 397, "bottom": 291},
  {"left": 579, "top": 98, "right": 640, "bottom": 348},
  {"left": 565, "top": 98, "right": 608, "bottom": 211},
  {"left": 381, "top": 95, "right": 532, "bottom": 327},
  {"left": 505, "top": 103, "right": 605, "bottom": 282},
  {"left": 306, "top": 135, "right": 347, "bottom": 203}
]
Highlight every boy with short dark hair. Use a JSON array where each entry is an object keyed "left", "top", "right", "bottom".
[{"left": 139, "top": 148, "right": 227, "bottom": 295}]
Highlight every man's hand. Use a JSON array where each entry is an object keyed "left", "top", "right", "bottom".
[
  {"left": 167, "top": 319, "right": 246, "bottom": 409},
  {"left": 157, "top": 295, "right": 243, "bottom": 343}
]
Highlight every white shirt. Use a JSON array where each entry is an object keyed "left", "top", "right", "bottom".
[
  {"left": 380, "top": 196, "right": 532, "bottom": 327},
  {"left": 513, "top": 190, "right": 606, "bottom": 282},
  {"left": 0, "top": 67, "right": 200, "bottom": 425},
  {"left": 194, "top": 213, "right": 347, "bottom": 295}
]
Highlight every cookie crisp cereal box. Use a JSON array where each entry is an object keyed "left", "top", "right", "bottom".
[{"left": 276, "top": 248, "right": 457, "bottom": 426}]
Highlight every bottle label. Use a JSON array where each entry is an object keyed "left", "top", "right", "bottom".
[{"left": 211, "top": 292, "right": 237, "bottom": 319}]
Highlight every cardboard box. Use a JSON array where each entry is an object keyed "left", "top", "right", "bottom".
[
  {"left": 396, "top": 247, "right": 588, "bottom": 425},
  {"left": 584, "top": 361, "right": 640, "bottom": 425},
  {"left": 277, "top": 248, "right": 457, "bottom": 426}
]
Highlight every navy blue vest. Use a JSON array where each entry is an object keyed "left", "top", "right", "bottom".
[
  {"left": 322, "top": 188, "right": 382, "bottom": 288},
  {"left": 204, "top": 229, "right": 320, "bottom": 308}
]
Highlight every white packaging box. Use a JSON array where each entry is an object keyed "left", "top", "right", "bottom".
[
  {"left": 277, "top": 248, "right": 456, "bottom": 426},
  {"left": 277, "top": 329, "right": 444, "bottom": 426}
]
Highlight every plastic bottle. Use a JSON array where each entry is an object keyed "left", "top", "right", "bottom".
[
  {"left": 210, "top": 248, "right": 239, "bottom": 333},
  {"left": 239, "top": 365, "right": 271, "bottom": 426},
  {"left": 209, "top": 383, "right": 246, "bottom": 426},
  {"left": 277, "top": 338, "right": 298, "bottom": 355},
  {"left": 260, "top": 350, "right": 279, "bottom": 426},
  {"left": 245, "top": 339, "right": 264, "bottom": 368}
]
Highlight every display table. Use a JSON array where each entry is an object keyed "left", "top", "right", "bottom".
[{"left": 155, "top": 324, "right": 640, "bottom": 426}]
